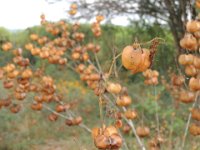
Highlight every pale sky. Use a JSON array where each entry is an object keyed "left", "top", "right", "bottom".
[{"left": 0, "top": 0, "right": 129, "bottom": 30}]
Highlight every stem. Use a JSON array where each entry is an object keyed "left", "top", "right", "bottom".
[
  {"left": 108, "top": 52, "right": 122, "bottom": 77},
  {"left": 181, "top": 91, "right": 199, "bottom": 149},
  {"left": 94, "top": 53, "right": 103, "bottom": 73},
  {"left": 154, "top": 86, "right": 160, "bottom": 135},
  {"left": 122, "top": 107, "right": 146, "bottom": 150}
]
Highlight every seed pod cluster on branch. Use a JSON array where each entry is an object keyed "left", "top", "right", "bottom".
[
  {"left": 143, "top": 69, "right": 159, "bottom": 85},
  {"left": 0, "top": 2, "right": 167, "bottom": 149}
]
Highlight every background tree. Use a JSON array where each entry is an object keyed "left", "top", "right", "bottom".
[{"left": 64, "top": 0, "right": 196, "bottom": 54}]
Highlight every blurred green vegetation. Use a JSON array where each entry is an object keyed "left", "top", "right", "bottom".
[{"left": 0, "top": 22, "right": 197, "bottom": 150}]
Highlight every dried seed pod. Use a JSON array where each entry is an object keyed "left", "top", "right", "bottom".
[
  {"left": 189, "top": 123, "right": 200, "bottom": 136},
  {"left": 123, "top": 124, "right": 131, "bottom": 134},
  {"left": 180, "top": 33, "right": 198, "bottom": 51},
  {"left": 48, "top": 113, "right": 58, "bottom": 122},
  {"left": 10, "top": 104, "right": 21, "bottom": 113},
  {"left": 107, "top": 82, "right": 122, "bottom": 94},
  {"left": 179, "top": 90, "right": 195, "bottom": 103},
  {"left": 121, "top": 44, "right": 150, "bottom": 73},
  {"left": 31, "top": 102, "right": 43, "bottom": 111},
  {"left": 116, "top": 95, "right": 132, "bottom": 107},
  {"left": 15, "top": 92, "right": 26, "bottom": 101},
  {"left": 191, "top": 108, "right": 200, "bottom": 121},
  {"left": 124, "top": 110, "right": 137, "bottom": 120},
  {"left": 3, "top": 80, "right": 14, "bottom": 89},
  {"left": 178, "top": 54, "right": 194, "bottom": 65},
  {"left": 171, "top": 75, "right": 185, "bottom": 86},
  {"left": 185, "top": 65, "right": 197, "bottom": 77},
  {"left": 109, "top": 133, "right": 123, "bottom": 149},
  {"left": 94, "top": 134, "right": 109, "bottom": 149},
  {"left": 186, "top": 20, "right": 200, "bottom": 33},
  {"left": 189, "top": 77, "right": 200, "bottom": 91},
  {"left": 136, "top": 126, "right": 150, "bottom": 138},
  {"left": 55, "top": 105, "right": 65, "bottom": 112}
]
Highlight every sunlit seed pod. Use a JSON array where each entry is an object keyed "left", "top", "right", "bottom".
[
  {"left": 89, "top": 74, "right": 101, "bottom": 81},
  {"left": 71, "top": 52, "right": 80, "bottom": 60},
  {"left": 73, "top": 116, "right": 82, "bottom": 125},
  {"left": 178, "top": 54, "right": 194, "bottom": 65},
  {"left": 58, "top": 58, "right": 67, "bottom": 65},
  {"left": 42, "top": 76, "right": 54, "bottom": 86},
  {"left": 76, "top": 64, "right": 85, "bottom": 73},
  {"left": 107, "top": 83, "right": 122, "bottom": 94},
  {"left": 122, "top": 45, "right": 150, "bottom": 73},
  {"left": 13, "top": 56, "right": 23, "bottom": 64},
  {"left": 194, "top": 31, "right": 200, "bottom": 38},
  {"left": 87, "top": 43, "right": 95, "bottom": 51},
  {"left": 94, "top": 134, "right": 109, "bottom": 149},
  {"left": 25, "top": 43, "right": 34, "bottom": 50},
  {"left": 7, "top": 70, "right": 19, "bottom": 79},
  {"left": 21, "top": 69, "right": 33, "bottom": 79},
  {"left": 196, "top": 0, "right": 200, "bottom": 8},
  {"left": 116, "top": 95, "right": 132, "bottom": 107},
  {"left": 82, "top": 52, "right": 89, "bottom": 61},
  {"left": 40, "top": 50, "right": 49, "bottom": 59},
  {"left": 92, "top": 127, "right": 101, "bottom": 139},
  {"left": 2, "top": 42, "right": 12, "bottom": 51},
  {"left": 189, "top": 77, "right": 200, "bottom": 91},
  {"left": 185, "top": 65, "right": 197, "bottom": 77},
  {"left": 193, "top": 56, "right": 200, "bottom": 69},
  {"left": 70, "top": 3, "right": 78, "bottom": 9},
  {"left": 96, "top": 15, "right": 104, "bottom": 23},
  {"left": 55, "top": 105, "right": 65, "bottom": 112},
  {"left": 104, "top": 126, "right": 118, "bottom": 137},
  {"left": 12, "top": 49, "right": 22, "bottom": 56},
  {"left": 109, "top": 133, "right": 123, "bottom": 149},
  {"left": 31, "top": 48, "right": 41, "bottom": 55},
  {"left": 136, "top": 126, "right": 150, "bottom": 138},
  {"left": 180, "top": 33, "right": 198, "bottom": 51},
  {"left": 30, "top": 34, "right": 39, "bottom": 41},
  {"left": 124, "top": 110, "right": 138, "bottom": 120},
  {"left": 186, "top": 20, "right": 200, "bottom": 33},
  {"left": 3, "top": 64, "right": 15, "bottom": 73},
  {"left": 68, "top": 9, "right": 77, "bottom": 16}
]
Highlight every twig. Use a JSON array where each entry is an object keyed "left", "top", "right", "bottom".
[
  {"left": 122, "top": 107, "right": 146, "bottom": 150},
  {"left": 154, "top": 86, "right": 160, "bottom": 135},
  {"left": 42, "top": 104, "right": 91, "bottom": 133}
]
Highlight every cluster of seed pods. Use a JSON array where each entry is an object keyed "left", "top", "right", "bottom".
[
  {"left": 0, "top": 3, "right": 166, "bottom": 149},
  {"left": 143, "top": 69, "right": 159, "bottom": 85}
]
